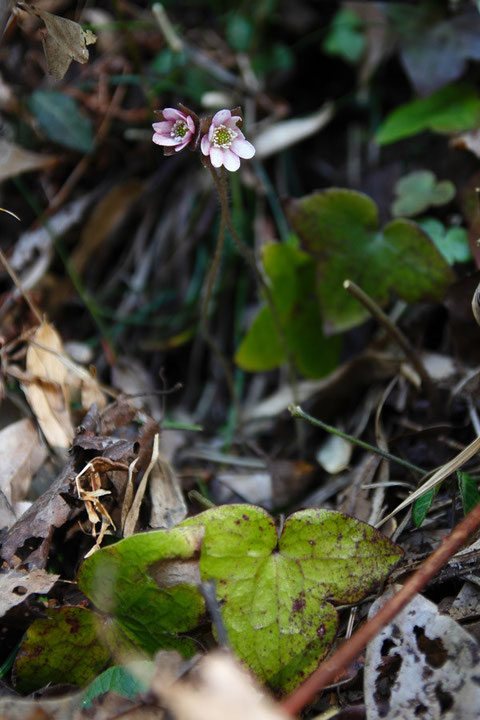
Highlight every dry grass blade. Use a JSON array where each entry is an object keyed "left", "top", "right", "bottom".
[
  {"left": 377, "top": 434, "right": 480, "bottom": 526},
  {"left": 122, "top": 433, "right": 159, "bottom": 537}
]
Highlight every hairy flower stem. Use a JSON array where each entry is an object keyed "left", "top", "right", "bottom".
[
  {"left": 209, "top": 166, "right": 300, "bottom": 412},
  {"left": 200, "top": 176, "right": 239, "bottom": 418}
]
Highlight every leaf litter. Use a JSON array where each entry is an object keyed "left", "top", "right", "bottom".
[{"left": 3, "top": 2, "right": 480, "bottom": 719}]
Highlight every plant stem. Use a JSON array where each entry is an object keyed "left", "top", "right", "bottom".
[
  {"left": 200, "top": 167, "right": 238, "bottom": 416},
  {"left": 289, "top": 404, "right": 426, "bottom": 475},
  {"left": 343, "top": 279, "right": 435, "bottom": 399},
  {"left": 209, "top": 166, "right": 300, "bottom": 407}
]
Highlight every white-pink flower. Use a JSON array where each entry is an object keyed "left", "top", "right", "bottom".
[
  {"left": 152, "top": 108, "right": 195, "bottom": 152},
  {"left": 201, "top": 109, "right": 255, "bottom": 171}
]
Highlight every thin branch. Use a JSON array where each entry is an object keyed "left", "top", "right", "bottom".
[
  {"left": 343, "top": 279, "right": 436, "bottom": 401},
  {"left": 281, "top": 499, "right": 480, "bottom": 715}
]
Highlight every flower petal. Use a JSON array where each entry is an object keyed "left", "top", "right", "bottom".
[
  {"left": 225, "top": 115, "right": 241, "bottom": 129},
  {"left": 231, "top": 138, "right": 255, "bottom": 159},
  {"left": 153, "top": 134, "right": 181, "bottom": 146},
  {"left": 210, "top": 146, "right": 224, "bottom": 167},
  {"left": 201, "top": 135, "right": 212, "bottom": 155},
  {"left": 162, "top": 108, "right": 186, "bottom": 121},
  {"left": 222, "top": 149, "right": 241, "bottom": 172},
  {"left": 152, "top": 121, "right": 173, "bottom": 134},
  {"left": 212, "top": 109, "right": 232, "bottom": 126},
  {"left": 175, "top": 137, "right": 192, "bottom": 152},
  {"left": 186, "top": 116, "right": 196, "bottom": 132}
]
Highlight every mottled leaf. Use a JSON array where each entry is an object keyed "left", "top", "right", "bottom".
[
  {"left": 182, "top": 505, "right": 403, "bottom": 694},
  {"left": 13, "top": 607, "right": 110, "bottom": 693},
  {"left": 286, "top": 189, "right": 455, "bottom": 332},
  {"left": 78, "top": 526, "right": 205, "bottom": 656}
]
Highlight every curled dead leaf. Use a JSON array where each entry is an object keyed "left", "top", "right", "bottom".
[
  {"left": 21, "top": 322, "right": 74, "bottom": 450},
  {"left": 20, "top": 3, "right": 97, "bottom": 80}
]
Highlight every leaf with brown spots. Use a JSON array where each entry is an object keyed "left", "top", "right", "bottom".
[
  {"left": 182, "top": 505, "right": 403, "bottom": 695},
  {"left": 12, "top": 606, "right": 110, "bottom": 693}
]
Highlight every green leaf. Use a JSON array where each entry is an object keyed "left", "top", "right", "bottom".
[
  {"left": 323, "top": 8, "right": 365, "bottom": 64},
  {"left": 235, "top": 244, "right": 340, "bottom": 377},
  {"left": 458, "top": 471, "right": 480, "bottom": 516},
  {"left": 376, "top": 84, "right": 480, "bottom": 146},
  {"left": 28, "top": 90, "right": 94, "bottom": 153},
  {"left": 78, "top": 526, "right": 205, "bottom": 656},
  {"left": 391, "top": 171, "right": 455, "bottom": 217},
  {"left": 412, "top": 487, "right": 437, "bottom": 528},
  {"left": 182, "top": 505, "right": 403, "bottom": 694},
  {"left": 82, "top": 661, "right": 155, "bottom": 708},
  {"left": 286, "top": 189, "right": 455, "bottom": 333},
  {"left": 226, "top": 14, "right": 253, "bottom": 52},
  {"left": 418, "top": 219, "right": 472, "bottom": 265},
  {"left": 13, "top": 607, "right": 110, "bottom": 693}
]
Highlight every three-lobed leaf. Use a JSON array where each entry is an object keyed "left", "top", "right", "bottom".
[
  {"left": 235, "top": 243, "right": 340, "bottom": 377},
  {"left": 286, "top": 189, "right": 455, "bottom": 333},
  {"left": 182, "top": 504, "right": 403, "bottom": 694},
  {"left": 78, "top": 526, "right": 205, "bottom": 656},
  {"left": 391, "top": 170, "right": 455, "bottom": 218}
]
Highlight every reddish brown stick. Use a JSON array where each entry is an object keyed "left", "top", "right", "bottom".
[{"left": 280, "top": 501, "right": 480, "bottom": 716}]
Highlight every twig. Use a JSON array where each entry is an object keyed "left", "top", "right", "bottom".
[
  {"left": 280, "top": 499, "right": 480, "bottom": 715},
  {"left": 343, "top": 279, "right": 436, "bottom": 400},
  {"left": 289, "top": 404, "right": 426, "bottom": 475},
  {"left": 0, "top": 248, "right": 43, "bottom": 323}
]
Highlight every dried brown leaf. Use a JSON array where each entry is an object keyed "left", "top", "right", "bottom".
[
  {"left": 23, "top": 4, "right": 97, "bottom": 80},
  {"left": 0, "top": 567, "right": 59, "bottom": 617},
  {"left": 21, "top": 322, "right": 74, "bottom": 450},
  {"left": 0, "top": 458, "right": 77, "bottom": 568},
  {"left": 0, "top": 418, "right": 47, "bottom": 502},
  {"left": 0, "top": 139, "right": 58, "bottom": 182},
  {"left": 159, "top": 652, "right": 288, "bottom": 720}
]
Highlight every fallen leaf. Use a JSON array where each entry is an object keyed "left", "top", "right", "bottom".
[
  {"left": 149, "top": 453, "right": 187, "bottom": 529},
  {"left": 161, "top": 652, "right": 289, "bottom": 720},
  {"left": 252, "top": 105, "right": 333, "bottom": 159},
  {"left": 21, "top": 322, "right": 74, "bottom": 450},
  {"left": 22, "top": 4, "right": 97, "bottom": 80},
  {"left": 400, "top": 8, "right": 480, "bottom": 96},
  {"left": 0, "top": 690, "right": 83, "bottom": 720},
  {"left": 0, "top": 567, "right": 59, "bottom": 618},
  {"left": 364, "top": 587, "right": 480, "bottom": 719},
  {"left": 0, "top": 418, "right": 47, "bottom": 503},
  {"left": 0, "top": 139, "right": 58, "bottom": 182},
  {"left": 182, "top": 505, "right": 403, "bottom": 694},
  {"left": 0, "top": 458, "right": 76, "bottom": 568}
]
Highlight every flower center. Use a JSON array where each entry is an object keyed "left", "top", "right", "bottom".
[
  {"left": 213, "top": 125, "right": 237, "bottom": 148},
  {"left": 171, "top": 120, "right": 188, "bottom": 140}
]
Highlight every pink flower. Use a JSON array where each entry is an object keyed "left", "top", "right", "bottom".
[
  {"left": 201, "top": 109, "right": 255, "bottom": 171},
  {"left": 152, "top": 108, "right": 195, "bottom": 152}
]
